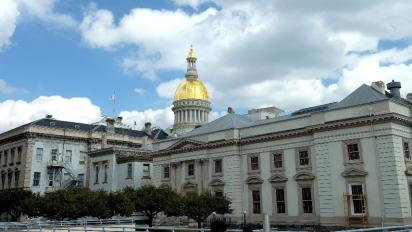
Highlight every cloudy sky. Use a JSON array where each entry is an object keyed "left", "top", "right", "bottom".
[{"left": 1, "top": 0, "right": 412, "bottom": 132}]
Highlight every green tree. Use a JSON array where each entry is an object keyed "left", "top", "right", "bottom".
[
  {"left": 0, "top": 189, "right": 33, "bottom": 221},
  {"left": 108, "top": 188, "right": 135, "bottom": 217},
  {"left": 133, "top": 185, "right": 182, "bottom": 227},
  {"left": 182, "top": 191, "right": 231, "bottom": 228}
]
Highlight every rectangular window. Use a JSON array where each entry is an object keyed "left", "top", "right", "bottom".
[
  {"left": 143, "top": 164, "right": 150, "bottom": 177},
  {"left": 214, "top": 159, "right": 222, "bottom": 174},
  {"left": 347, "top": 143, "right": 360, "bottom": 160},
  {"left": 404, "top": 141, "right": 410, "bottom": 159},
  {"left": 78, "top": 174, "right": 85, "bottom": 186},
  {"left": 103, "top": 164, "right": 108, "bottom": 183},
  {"left": 0, "top": 151, "right": 2, "bottom": 166},
  {"left": 188, "top": 163, "right": 195, "bottom": 176},
  {"left": 299, "top": 150, "right": 309, "bottom": 166},
  {"left": 48, "top": 172, "right": 54, "bottom": 186},
  {"left": 14, "top": 171, "right": 20, "bottom": 188},
  {"left": 252, "top": 190, "right": 261, "bottom": 214},
  {"left": 215, "top": 191, "right": 223, "bottom": 197},
  {"left": 65, "top": 150, "right": 72, "bottom": 163},
  {"left": 302, "top": 187, "right": 313, "bottom": 214},
  {"left": 127, "top": 163, "right": 133, "bottom": 179},
  {"left": 17, "top": 147, "right": 22, "bottom": 164},
  {"left": 94, "top": 165, "right": 99, "bottom": 183},
  {"left": 350, "top": 184, "right": 365, "bottom": 215},
  {"left": 33, "top": 172, "right": 41, "bottom": 186},
  {"left": 51, "top": 149, "right": 58, "bottom": 161},
  {"left": 250, "top": 156, "right": 259, "bottom": 171},
  {"left": 10, "top": 148, "right": 15, "bottom": 165},
  {"left": 273, "top": 153, "right": 283, "bottom": 168},
  {"left": 1, "top": 174, "right": 5, "bottom": 189},
  {"left": 163, "top": 166, "right": 170, "bottom": 179},
  {"left": 36, "top": 148, "right": 43, "bottom": 161},
  {"left": 3, "top": 150, "right": 8, "bottom": 166},
  {"left": 275, "top": 188, "right": 286, "bottom": 214},
  {"left": 79, "top": 153, "right": 86, "bottom": 164},
  {"left": 8, "top": 172, "right": 12, "bottom": 188}
]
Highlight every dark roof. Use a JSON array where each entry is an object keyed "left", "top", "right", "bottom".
[
  {"left": 291, "top": 102, "right": 336, "bottom": 116},
  {"left": 31, "top": 118, "right": 147, "bottom": 137},
  {"left": 332, "top": 84, "right": 388, "bottom": 109},
  {"left": 183, "top": 113, "right": 255, "bottom": 136}
]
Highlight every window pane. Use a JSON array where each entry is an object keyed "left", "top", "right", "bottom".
[
  {"left": 252, "top": 190, "right": 261, "bottom": 214},
  {"left": 302, "top": 188, "right": 312, "bottom": 214},
  {"left": 215, "top": 160, "right": 222, "bottom": 173},
  {"left": 164, "top": 166, "right": 170, "bottom": 178},
  {"left": 404, "top": 142, "right": 410, "bottom": 159},
  {"left": 276, "top": 189, "right": 286, "bottom": 214},
  {"left": 347, "top": 143, "right": 360, "bottom": 160},
  {"left": 251, "top": 157, "right": 259, "bottom": 170},
  {"left": 273, "top": 153, "right": 282, "bottom": 168},
  {"left": 299, "top": 151, "right": 309, "bottom": 166}
]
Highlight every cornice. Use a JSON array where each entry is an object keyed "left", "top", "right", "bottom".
[{"left": 153, "top": 113, "right": 411, "bottom": 157}]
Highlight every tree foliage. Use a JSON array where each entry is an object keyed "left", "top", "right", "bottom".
[
  {"left": 182, "top": 191, "right": 231, "bottom": 228},
  {"left": 0, "top": 186, "right": 232, "bottom": 228}
]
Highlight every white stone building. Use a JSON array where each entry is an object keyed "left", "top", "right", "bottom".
[
  {"left": 0, "top": 116, "right": 159, "bottom": 194},
  {"left": 151, "top": 74, "right": 412, "bottom": 227}
]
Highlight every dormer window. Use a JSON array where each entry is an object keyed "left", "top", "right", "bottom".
[{"left": 50, "top": 122, "right": 56, "bottom": 126}]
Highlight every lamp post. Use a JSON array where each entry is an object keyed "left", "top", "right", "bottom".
[{"left": 243, "top": 210, "right": 247, "bottom": 227}]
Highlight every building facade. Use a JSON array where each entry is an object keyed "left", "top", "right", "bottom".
[
  {"left": 0, "top": 116, "right": 157, "bottom": 194},
  {"left": 151, "top": 80, "right": 412, "bottom": 227}
]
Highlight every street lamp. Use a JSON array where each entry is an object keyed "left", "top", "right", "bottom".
[
  {"left": 212, "top": 211, "right": 216, "bottom": 221},
  {"left": 243, "top": 210, "right": 247, "bottom": 227}
]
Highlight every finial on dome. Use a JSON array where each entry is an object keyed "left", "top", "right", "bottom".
[{"left": 187, "top": 45, "right": 196, "bottom": 60}]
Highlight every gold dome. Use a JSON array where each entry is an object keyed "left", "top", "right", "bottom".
[{"left": 174, "top": 79, "right": 209, "bottom": 101}]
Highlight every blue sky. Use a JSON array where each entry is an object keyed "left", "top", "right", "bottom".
[{"left": 1, "top": 0, "right": 412, "bottom": 132}]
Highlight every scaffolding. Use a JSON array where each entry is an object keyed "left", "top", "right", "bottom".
[{"left": 343, "top": 192, "right": 368, "bottom": 228}]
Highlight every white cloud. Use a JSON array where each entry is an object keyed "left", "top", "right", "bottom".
[
  {"left": 119, "top": 107, "right": 174, "bottom": 130},
  {"left": 78, "top": 1, "right": 412, "bottom": 112},
  {"left": 0, "top": 0, "right": 19, "bottom": 49},
  {"left": 0, "top": 0, "right": 76, "bottom": 50},
  {"left": 0, "top": 79, "right": 18, "bottom": 94},
  {"left": 156, "top": 78, "right": 183, "bottom": 99},
  {"left": 134, "top": 88, "right": 146, "bottom": 96},
  {"left": 0, "top": 96, "right": 102, "bottom": 133}
]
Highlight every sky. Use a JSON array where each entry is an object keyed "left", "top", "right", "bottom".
[{"left": 1, "top": 0, "right": 412, "bottom": 132}]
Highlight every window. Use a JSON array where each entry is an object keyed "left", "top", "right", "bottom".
[
  {"left": 404, "top": 142, "right": 410, "bottom": 159},
  {"left": 3, "top": 150, "right": 8, "bottom": 166},
  {"left": 14, "top": 171, "right": 20, "bottom": 188},
  {"left": 7, "top": 172, "right": 12, "bottom": 188},
  {"left": 187, "top": 163, "right": 195, "bottom": 176},
  {"left": 302, "top": 188, "right": 313, "bottom": 214},
  {"left": 347, "top": 143, "right": 360, "bottom": 160},
  {"left": 36, "top": 148, "right": 43, "bottom": 161},
  {"left": 1, "top": 174, "right": 5, "bottom": 189},
  {"left": 299, "top": 150, "right": 309, "bottom": 166},
  {"left": 33, "top": 172, "right": 41, "bottom": 186},
  {"left": 252, "top": 190, "right": 261, "bottom": 214},
  {"left": 65, "top": 150, "right": 72, "bottom": 163},
  {"left": 126, "top": 163, "right": 133, "bottom": 179},
  {"left": 78, "top": 174, "right": 85, "bottom": 186},
  {"left": 350, "top": 184, "right": 365, "bottom": 215},
  {"left": 273, "top": 153, "right": 283, "bottom": 169},
  {"left": 143, "top": 164, "right": 150, "bottom": 177},
  {"left": 51, "top": 149, "right": 58, "bottom": 161},
  {"left": 17, "top": 147, "right": 22, "bottom": 164},
  {"left": 48, "top": 172, "right": 54, "bottom": 186},
  {"left": 103, "top": 164, "right": 108, "bottom": 183},
  {"left": 10, "top": 149, "right": 15, "bottom": 165},
  {"left": 94, "top": 165, "right": 99, "bottom": 183},
  {"left": 250, "top": 156, "right": 259, "bottom": 171},
  {"left": 79, "top": 153, "right": 86, "bottom": 164},
  {"left": 215, "top": 191, "right": 223, "bottom": 197},
  {"left": 409, "top": 184, "right": 412, "bottom": 211},
  {"left": 163, "top": 166, "right": 170, "bottom": 179},
  {"left": 214, "top": 159, "right": 222, "bottom": 174},
  {"left": 0, "top": 151, "right": 2, "bottom": 166},
  {"left": 275, "top": 188, "right": 286, "bottom": 214}
]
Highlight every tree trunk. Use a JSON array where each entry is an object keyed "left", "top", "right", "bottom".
[
  {"left": 148, "top": 215, "right": 153, "bottom": 227},
  {"left": 197, "top": 219, "right": 202, "bottom": 228}
]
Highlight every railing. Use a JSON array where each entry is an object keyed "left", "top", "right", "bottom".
[
  {"left": 0, "top": 219, "right": 273, "bottom": 232},
  {"left": 336, "top": 225, "right": 412, "bottom": 232},
  {"left": 62, "top": 162, "right": 78, "bottom": 181}
]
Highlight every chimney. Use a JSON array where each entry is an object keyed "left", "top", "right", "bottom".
[
  {"left": 371, "top": 81, "right": 385, "bottom": 95},
  {"left": 144, "top": 122, "right": 152, "bottom": 135},
  {"left": 387, "top": 80, "right": 402, "bottom": 98},
  {"left": 227, "top": 107, "right": 235, "bottom": 114},
  {"left": 46, "top": 114, "right": 53, "bottom": 119},
  {"left": 407, "top": 93, "right": 412, "bottom": 103},
  {"left": 106, "top": 118, "right": 115, "bottom": 134},
  {"left": 101, "top": 133, "right": 107, "bottom": 148},
  {"left": 115, "top": 116, "right": 123, "bottom": 125}
]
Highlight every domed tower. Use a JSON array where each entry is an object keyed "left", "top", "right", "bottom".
[{"left": 172, "top": 46, "right": 211, "bottom": 135}]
